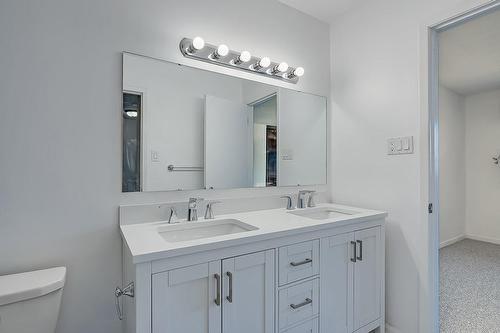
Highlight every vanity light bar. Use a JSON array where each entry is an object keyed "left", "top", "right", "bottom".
[{"left": 179, "top": 37, "right": 304, "bottom": 84}]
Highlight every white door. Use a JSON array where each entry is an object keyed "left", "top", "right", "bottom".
[
  {"left": 222, "top": 250, "right": 275, "bottom": 333},
  {"left": 353, "top": 227, "right": 382, "bottom": 331},
  {"left": 152, "top": 261, "right": 222, "bottom": 333},
  {"left": 320, "top": 233, "right": 355, "bottom": 333},
  {"left": 204, "top": 95, "right": 253, "bottom": 189}
]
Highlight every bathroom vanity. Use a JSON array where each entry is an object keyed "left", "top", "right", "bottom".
[{"left": 120, "top": 203, "right": 386, "bottom": 333}]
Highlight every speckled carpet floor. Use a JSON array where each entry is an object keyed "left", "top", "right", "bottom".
[{"left": 440, "top": 239, "right": 500, "bottom": 332}]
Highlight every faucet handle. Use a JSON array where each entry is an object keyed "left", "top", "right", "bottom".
[
  {"left": 204, "top": 201, "right": 221, "bottom": 219},
  {"left": 168, "top": 207, "right": 180, "bottom": 224},
  {"left": 280, "top": 195, "right": 295, "bottom": 210},
  {"left": 307, "top": 191, "right": 317, "bottom": 208}
]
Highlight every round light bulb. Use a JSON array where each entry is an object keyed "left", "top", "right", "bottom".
[
  {"left": 277, "top": 62, "right": 289, "bottom": 73},
  {"left": 217, "top": 44, "right": 229, "bottom": 57},
  {"left": 192, "top": 36, "right": 205, "bottom": 50},
  {"left": 259, "top": 57, "right": 271, "bottom": 68},
  {"left": 239, "top": 51, "right": 251, "bottom": 63},
  {"left": 293, "top": 67, "right": 305, "bottom": 77}
]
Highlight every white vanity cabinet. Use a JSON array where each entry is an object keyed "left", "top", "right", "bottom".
[
  {"left": 321, "top": 227, "right": 383, "bottom": 333},
  {"left": 151, "top": 250, "right": 274, "bottom": 333},
  {"left": 121, "top": 206, "right": 386, "bottom": 333}
]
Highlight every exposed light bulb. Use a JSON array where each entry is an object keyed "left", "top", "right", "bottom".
[
  {"left": 126, "top": 111, "right": 138, "bottom": 118},
  {"left": 239, "top": 51, "right": 251, "bottom": 63},
  {"left": 213, "top": 44, "right": 229, "bottom": 58},
  {"left": 187, "top": 36, "right": 205, "bottom": 53},
  {"left": 192, "top": 37, "right": 205, "bottom": 50},
  {"left": 288, "top": 66, "right": 305, "bottom": 79},
  {"left": 259, "top": 57, "right": 271, "bottom": 68},
  {"left": 277, "top": 62, "right": 289, "bottom": 72},
  {"left": 294, "top": 67, "right": 305, "bottom": 77},
  {"left": 253, "top": 57, "right": 271, "bottom": 70}
]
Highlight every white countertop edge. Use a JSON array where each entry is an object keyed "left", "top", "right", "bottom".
[{"left": 121, "top": 203, "right": 387, "bottom": 264}]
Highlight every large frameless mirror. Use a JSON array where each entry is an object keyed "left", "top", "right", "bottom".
[{"left": 122, "top": 53, "right": 327, "bottom": 192}]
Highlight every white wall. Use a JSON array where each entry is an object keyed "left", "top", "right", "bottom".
[
  {"left": 329, "top": 1, "right": 490, "bottom": 332},
  {"left": 465, "top": 89, "right": 500, "bottom": 243},
  {"left": 438, "top": 85, "right": 466, "bottom": 246},
  {"left": 0, "top": 1, "right": 330, "bottom": 332}
]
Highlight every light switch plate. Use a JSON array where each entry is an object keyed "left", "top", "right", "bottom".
[{"left": 388, "top": 136, "right": 414, "bottom": 155}]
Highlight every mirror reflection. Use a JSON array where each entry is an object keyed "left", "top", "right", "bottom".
[{"left": 122, "top": 53, "right": 327, "bottom": 192}]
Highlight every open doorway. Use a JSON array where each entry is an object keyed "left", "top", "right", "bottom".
[{"left": 435, "top": 6, "right": 500, "bottom": 332}]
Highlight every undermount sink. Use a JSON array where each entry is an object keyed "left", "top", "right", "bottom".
[
  {"left": 158, "top": 219, "right": 258, "bottom": 243},
  {"left": 289, "top": 207, "right": 360, "bottom": 220}
]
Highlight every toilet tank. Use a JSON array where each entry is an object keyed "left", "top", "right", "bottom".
[{"left": 0, "top": 267, "right": 66, "bottom": 333}]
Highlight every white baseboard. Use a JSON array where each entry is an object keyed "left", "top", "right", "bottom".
[
  {"left": 465, "top": 233, "right": 500, "bottom": 245},
  {"left": 440, "top": 234, "right": 465, "bottom": 248}
]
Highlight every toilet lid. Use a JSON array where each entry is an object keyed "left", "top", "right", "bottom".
[{"left": 0, "top": 267, "right": 66, "bottom": 306}]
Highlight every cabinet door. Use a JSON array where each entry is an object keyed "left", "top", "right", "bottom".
[
  {"left": 222, "top": 249, "right": 275, "bottom": 333},
  {"left": 353, "top": 227, "right": 382, "bottom": 331},
  {"left": 152, "top": 261, "right": 222, "bottom": 333},
  {"left": 320, "top": 233, "right": 355, "bottom": 333}
]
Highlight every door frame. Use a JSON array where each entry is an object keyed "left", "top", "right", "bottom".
[{"left": 422, "top": 1, "right": 500, "bottom": 332}]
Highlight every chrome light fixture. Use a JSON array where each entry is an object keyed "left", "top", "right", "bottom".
[{"left": 179, "top": 37, "right": 304, "bottom": 83}]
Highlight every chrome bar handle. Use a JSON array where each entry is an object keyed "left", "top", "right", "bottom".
[
  {"left": 356, "top": 240, "right": 363, "bottom": 261},
  {"left": 214, "top": 274, "right": 221, "bottom": 306},
  {"left": 290, "top": 258, "right": 312, "bottom": 267},
  {"left": 290, "top": 298, "right": 312, "bottom": 310},
  {"left": 351, "top": 241, "right": 357, "bottom": 263},
  {"left": 226, "top": 271, "right": 233, "bottom": 303}
]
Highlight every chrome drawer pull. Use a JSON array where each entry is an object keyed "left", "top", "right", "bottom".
[
  {"left": 290, "top": 298, "right": 312, "bottom": 310},
  {"left": 290, "top": 258, "right": 312, "bottom": 267},
  {"left": 226, "top": 271, "right": 233, "bottom": 303},
  {"left": 214, "top": 274, "right": 221, "bottom": 306}
]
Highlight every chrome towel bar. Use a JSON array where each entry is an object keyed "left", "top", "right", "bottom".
[{"left": 167, "top": 164, "right": 204, "bottom": 172}]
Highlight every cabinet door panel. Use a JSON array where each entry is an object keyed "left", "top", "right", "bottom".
[
  {"left": 222, "top": 249, "right": 275, "bottom": 333},
  {"left": 320, "top": 233, "right": 354, "bottom": 333},
  {"left": 152, "top": 261, "right": 221, "bottom": 333},
  {"left": 353, "top": 227, "right": 382, "bottom": 331}
]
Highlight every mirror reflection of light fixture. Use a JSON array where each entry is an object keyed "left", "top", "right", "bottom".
[
  {"left": 234, "top": 51, "right": 251, "bottom": 65},
  {"left": 187, "top": 36, "right": 205, "bottom": 54}
]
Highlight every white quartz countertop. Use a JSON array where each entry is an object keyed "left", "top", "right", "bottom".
[{"left": 120, "top": 203, "right": 387, "bottom": 263}]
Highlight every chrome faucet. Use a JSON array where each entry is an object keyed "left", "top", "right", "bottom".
[
  {"left": 187, "top": 197, "right": 204, "bottom": 221},
  {"left": 297, "top": 190, "right": 315, "bottom": 209}
]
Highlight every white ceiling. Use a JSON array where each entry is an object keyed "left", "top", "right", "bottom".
[
  {"left": 277, "top": 0, "right": 360, "bottom": 23},
  {"left": 439, "top": 9, "right": 500, "bottom": 96}
]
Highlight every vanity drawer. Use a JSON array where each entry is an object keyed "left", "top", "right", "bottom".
[
  {"left": 278, "top": 278, "right": 319, "bottom": 330},
  {"left": 281, "top": 317, "right": 319, "bottom": 333},
  {"left": 279, "top": 240, "right": 319, "bottom": 285}
]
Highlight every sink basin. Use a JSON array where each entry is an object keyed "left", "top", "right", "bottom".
[
  {"left": 158, "top": 219, "right": 258, "bottom": 243},
  {"left": 289, "top": 207, "right": 360, "bottom": 220}
]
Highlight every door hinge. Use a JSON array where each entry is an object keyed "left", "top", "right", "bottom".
[{"left": 428, "top": 203, "right": 433, "bottom": 214}]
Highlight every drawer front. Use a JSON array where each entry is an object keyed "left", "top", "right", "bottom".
[
  {"left": 279, "top": 240, "right": 319, "bottom": 286},
  {"left": 279, "top": 278, "right": 319, "bottom": 330},
  {"left": 281, "top": 317, "right": 319, "bottom": 333}
]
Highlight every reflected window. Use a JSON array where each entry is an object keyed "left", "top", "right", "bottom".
[{"left": 122, "top": 92, "right": 141, "bottom": 192}]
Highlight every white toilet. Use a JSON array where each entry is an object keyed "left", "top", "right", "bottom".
[{"left": 0, "top": 267, "right": 66, "bottom": 333}]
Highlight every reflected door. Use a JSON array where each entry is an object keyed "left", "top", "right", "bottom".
[{"left": 204, "top": 95, "right": 253, "bottom": 189}]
